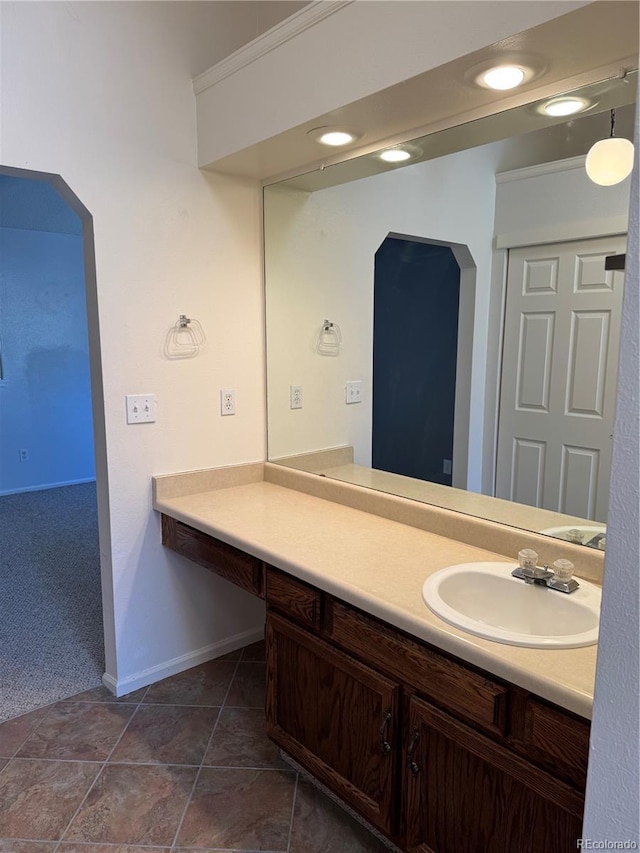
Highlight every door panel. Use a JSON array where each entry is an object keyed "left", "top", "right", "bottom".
[
  {"left": 496, "top": 235, "right": 625, "bottom": 521},
  {"left": 404, "top": 696, "right": 583, "bottom": 853},
  {"left": 265, "top": 613, "right": 398, "bottom": 835}
]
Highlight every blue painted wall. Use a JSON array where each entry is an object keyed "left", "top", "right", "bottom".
[
  {"left": 372, "top": 237, "right": 460, "bottom": 486},
  {"left": 0, "top": 177, "right": 94, "bottom": 494}
]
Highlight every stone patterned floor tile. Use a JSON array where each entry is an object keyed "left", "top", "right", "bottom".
[
  {"left": 0, "top": 707, "right": 51, "bottom": 758},
  {"left": 57, "top": 845, "right": 170, "bottom": 852},
  {"left": 240, "top": 640, "right": 266, "bottom": 662},
  {"left": 203, "top": 708, "right": 286, "bottom": 769},
  {"left": 288, "top": 779, "right": 390, "bottom": 853},
  {"left": 216, "top": 648, "right": 243, "bottom": 662},
  {"left": 0, "top": 842, "right": 58, "bottom": 852},
  {"left": 0, "top": 758, "right": 100, "bottom": 840},
  {"left": 0, "top": 759, "right": 7, "bottom": 772},
  {"left": 69, "top": 686, "right": 148, "bottom": 704},
  {"left": 142, "top": 661, "right": 237, "bottom": 706},
  {"left": 225, "top": 663, "right": 266, "bottom": 709},
  {"left": 109, "top": 704, "right": 220, "bottom": 765},
  {"left": 16, "top": 702, "right": 134, "bottom": 761},
  {"left": 176, "top": 767, "right": 296, "bottom": 851},
  {"left": 62, "top": 763, "right": 197, "bottom": 845}
]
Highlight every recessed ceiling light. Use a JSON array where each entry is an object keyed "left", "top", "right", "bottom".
[
  {"left": 379, "top": 148, "right": 412, "bottom": 163},
  {"left": 480, "top": 65, "right": 527, "bottom": 90},
  {"left": 307, "top": 127, "right": 361, "bottom": 147},
  {"left": 542, "top": 96, "right": 591, "bottom": 117}
]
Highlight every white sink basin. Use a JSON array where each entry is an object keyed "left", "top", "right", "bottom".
[{"left": 422, "top": 562, "right": 601, "bottom": 648}]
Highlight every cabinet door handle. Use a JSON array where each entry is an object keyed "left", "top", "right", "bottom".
[
  {"left": 407, "top": 728, "right": 420, "bottom": 776},
  {"left": 379, "top": 710, "right": 392, "bottom": 753}
]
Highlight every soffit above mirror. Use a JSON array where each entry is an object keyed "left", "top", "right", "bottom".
[{"left": 200, "top": 1, "right": 638, "bottom": 183}]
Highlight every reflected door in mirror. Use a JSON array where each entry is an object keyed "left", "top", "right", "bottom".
[{"left": 496, "top": 235, "right": 626, "bottom": 521}]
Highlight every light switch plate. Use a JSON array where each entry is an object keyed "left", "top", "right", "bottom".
[{"left": 126, "top": 394, "right": 156, "bottom": 423}]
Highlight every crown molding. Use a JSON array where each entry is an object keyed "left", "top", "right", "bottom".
[
  {"left": 495, "top": 155, "right": 587, "bottom": 183},
  {"left": 193, "top": 1, "right": 353, "bottom": 95}
]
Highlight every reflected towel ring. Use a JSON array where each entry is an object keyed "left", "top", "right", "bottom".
[
  {"left": 316, "top": 319, "right": 342, "bottom": 356},
  {"left": 164, "top": 314, "right": 206, "bottom": 359}
]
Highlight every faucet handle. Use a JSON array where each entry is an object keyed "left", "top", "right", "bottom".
[
  {"left": 547, "top": 559, "right": 579, "bottom": 593},
  {"left": 552, "top": 559, "right": 575, "bottom": 581},
  {"left": 518, "top": 548, "right": 539, "bottom": 572}
]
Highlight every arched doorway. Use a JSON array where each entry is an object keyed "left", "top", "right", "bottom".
[{"left": 0, "top": 166, "right": 111, "bottom": 720}]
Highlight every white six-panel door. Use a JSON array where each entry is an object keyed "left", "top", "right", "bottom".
[{"left": 496, "top": 235, "right": 626, "bottom": 522}]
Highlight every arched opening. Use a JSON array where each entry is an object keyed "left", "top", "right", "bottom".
[
  {"left": 373, "top": 233, "right": 476, "bottom": 490},
  {"left": 0, "top": 165, "right": 111, "bottom": 720}
]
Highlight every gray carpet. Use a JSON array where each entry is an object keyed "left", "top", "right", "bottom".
[{"left": 0, "top": 482, "right": 104, "bottom": 722}]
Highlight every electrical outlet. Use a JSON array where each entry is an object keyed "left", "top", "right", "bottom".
[
  {"left": 19, "top": 449, "right": 29, "bottom": 462},
  {"left": 126, "top": 395, "right": 156, "bottom": 424},
  {"left": 443, "top": 459, "right": 452, "bottom": 476},
  {"left": 345, "top": 381, "right": 363, "bottom": 404},
  {"left": 220, "top": 389, "right": 236, "bottom": 416},
  {"left": 290, "top": 385, "right": 303, "bottom": 410}
]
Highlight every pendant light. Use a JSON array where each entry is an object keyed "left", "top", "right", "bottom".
[{"left": 585, "top": 109, "right": 635, "bottom": 186}]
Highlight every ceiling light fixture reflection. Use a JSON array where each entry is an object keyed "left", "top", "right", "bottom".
[
  {"left": 481, "top": 65, "right": 527, "bottom": 90},
  {"left": 543, "top": 96, "right": 590, "bottom": 117},
  {"left": 307, "top": 127, "right": 361, "bottom": 147},
  {"left": 585, "top": 109, "right": 635, "bottom": 186},
  {"left": 379, "top": 148, "right": 412, "bottom": 163}
]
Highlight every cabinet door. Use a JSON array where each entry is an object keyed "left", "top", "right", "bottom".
[
  {"left": 266, "top": 613, "right": 399, "bottom": 836},
  {"left": 404, "top": 696, "right": 583, "bottom": 853}
]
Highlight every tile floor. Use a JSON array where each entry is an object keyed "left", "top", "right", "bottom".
[{"left": 0, "top": 640, "right": 389, "bottom": 852}]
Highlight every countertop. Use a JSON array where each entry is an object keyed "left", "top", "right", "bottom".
[{"left": 153, "top": 465, "right": 598, "bottom": 719}]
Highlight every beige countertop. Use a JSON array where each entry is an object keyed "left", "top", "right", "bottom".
[{"left": 153, "top": 464, "right": 598, "bottom": 720}]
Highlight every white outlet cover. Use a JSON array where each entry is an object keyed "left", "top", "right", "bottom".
[
  {"left": 220, "top": 388, "right": 236, "bottom": 416},
  {"left": 346, "top": 381, "right": 363, "bottom": 404},
  {"left": 290, "top": 385, "right": 303, "bottom": 409}
]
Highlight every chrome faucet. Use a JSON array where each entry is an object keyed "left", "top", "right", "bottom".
[
  {"left": 511, "top": 550, "right": 579, "bottom": 594},
  {"left": 511, "top": 563, "right": 554, "bottom": 585}
]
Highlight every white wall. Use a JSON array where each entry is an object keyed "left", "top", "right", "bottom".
[{"left": 0, "top": 1, "right": 280, "bottom": 692}]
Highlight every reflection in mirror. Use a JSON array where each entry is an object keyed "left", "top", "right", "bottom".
[{"left": 264, "top": 74, "right": 636, "bottom": 550}]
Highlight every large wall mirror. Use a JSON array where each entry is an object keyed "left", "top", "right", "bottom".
[{"left": 264, "top": 69, "right": 637, "bottom": 552}]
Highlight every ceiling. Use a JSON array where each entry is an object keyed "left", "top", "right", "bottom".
[{"left": 202, "top": 1, "right": 639, "bottom": 183}]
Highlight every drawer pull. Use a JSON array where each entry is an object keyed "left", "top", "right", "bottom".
[
  {"left": 407, "top": 728, "right": 420, "bottom": 776},
  {"left": 379, "top": 710, "right": 392, "bottom": 754}
]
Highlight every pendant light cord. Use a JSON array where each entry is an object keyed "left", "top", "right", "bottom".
[{"left": 610, "top": 109, "right": 616, "bottom": 138}]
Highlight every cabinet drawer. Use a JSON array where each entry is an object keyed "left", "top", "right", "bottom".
[
  {"left": 266, "top": 567, "right": 322, "bottom": 630},
  {"left": 329, "top": 601, "right": 509, "bottom": 738},
  {"left": 512, "top": 696, "right": 590, "bottom": 789},
  {"left": 162, "top": 515, "right": 263, "bottom": 597}
]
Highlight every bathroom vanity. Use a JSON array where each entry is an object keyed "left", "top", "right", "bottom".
[{"left": 154, "top": 463, "right": 600, "bottom": 853}]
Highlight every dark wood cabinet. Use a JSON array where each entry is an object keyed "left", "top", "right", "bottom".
[
  {"left": 161, "top": 514, "right": 590, "bottom": 853},
  {"left": 266, "top": 612, "right": 398, "bottom": 835},
  {"left": 161, "top": 515, "right": 264, "bottom": 597},
  {"left": 404, "top": 696, "right": 583, "bottom": 853}
]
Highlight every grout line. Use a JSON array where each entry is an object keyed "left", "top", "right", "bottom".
[
  {"left": 168, "top": 654, "right": 242, "bottom": 851},
  {"left": 2, "top": 699, "right": 60, "bottom": 761},
  {"left": 52, "top": 689, "right": 148, "bottom": 851},
  {"left": 285, "top": 770, "right": 300, "bottom": 853}
]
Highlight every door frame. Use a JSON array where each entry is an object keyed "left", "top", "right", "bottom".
[{"left": 0, "top": 163, "right": 114, "bottom": 680}]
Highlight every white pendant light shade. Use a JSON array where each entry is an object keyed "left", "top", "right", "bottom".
[{"left": 585, "top": 110, "right": 635, "bottom": 186}]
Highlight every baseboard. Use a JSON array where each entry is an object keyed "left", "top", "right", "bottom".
[
  {"left": 102, "top": 624, "right": 265, "bottom": 697},
  {"left": 0, "top": 477, "right": 96, "bottom": 497}
]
